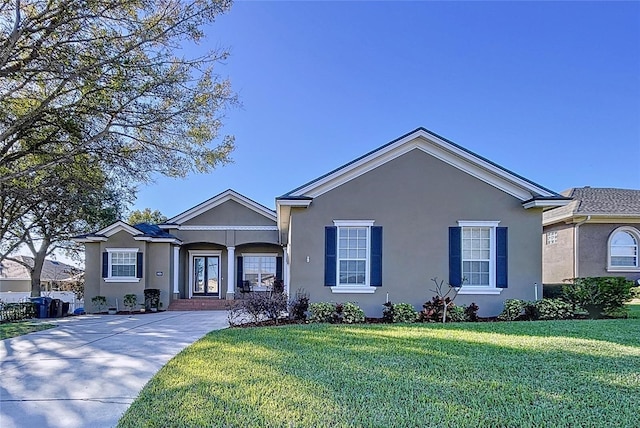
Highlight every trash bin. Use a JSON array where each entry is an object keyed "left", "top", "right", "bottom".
[
  {"left": 50, "top": 299, "right": 63, "bottom": 318},
  {"left": 30, "top": 297, "right": 52, "bottom": 318},
  {"left": 61, "top": 301, "right": 70, "bottom": 316}
]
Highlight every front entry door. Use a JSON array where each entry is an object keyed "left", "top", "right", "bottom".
[{"left": 193, "top": 256, "right": 219, "bottom": 296}]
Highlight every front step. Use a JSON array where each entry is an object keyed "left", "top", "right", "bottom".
[{"left": 168, "top": 298, "right": 238, "bottom": 311}]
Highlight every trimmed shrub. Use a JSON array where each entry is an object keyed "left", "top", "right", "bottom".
[
  {"left": 382, "top": 302, "right": 418, "bottom": 323},
  {"left": 144, "top": 289, "right": 161, "bottom": 310},
  {"left": 309, "top": 302, "right": 335, "bottom": 323},
  {"left": 562, "top": 277, "right": 634, "bottom": 318},
  {"left": 447, "top": 305, "right": 466, "bottom": 322},
  {"left": 91, "top": 295, "right": 107, "bottom": 313},
  {"left": 340, "top": 302, "right": 365, "bottom": 324},
  {"left": 498, "top": 299, "right": 526, "bottom": 321},
  {"left": 0, "top": 302, "right": 37, "bottom": 322},
  {"left": 534, "top": 299, "right": 574, "bottom": 320},
  {"left": 630, "top": 286, "right": 640, "bottom": 300},
  {"left": 309, "top": 302, "right": 365, "bottom": 324}
]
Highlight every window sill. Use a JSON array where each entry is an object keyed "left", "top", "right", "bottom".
[
  {"left": 607, "top": 267, "right": 640, "bottom": 272},
  {"left": 104, "top": 278, "right": 141, "bottom": 283},
  {"left": 330, "top": 286, "right": 377, "bottom": 294},
  {"left": 456, "top": 287, "right": 503, "bottom": 295}
]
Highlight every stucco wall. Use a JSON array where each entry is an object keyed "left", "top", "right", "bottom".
[
  {"left": 182, "top": 200, "right": 275, "bottom": 226},
  {"left": 288, "top": 149, "right": 544, "bottom": 317},
  {"left": 578, "top": 223, "right": 640, "bottom": 282},
  {"left": 0, "top": 279, "right": 31, "bottom": 292},
  {"left": 542, "top": 223, "right": 575, "bottom": 284}
]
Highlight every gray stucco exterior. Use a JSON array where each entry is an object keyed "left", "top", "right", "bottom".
[
  {"left": 77, "top": 128, "right": 570, "bottom": 317},
  {"left": 542, "top": 187, "right": 640, "bottom": 285},
  {"left": 286, "top": 148, "right": 545, "bottom": 317}
]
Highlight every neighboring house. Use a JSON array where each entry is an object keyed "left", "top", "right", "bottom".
[
  {"left": 0, "top": 256, "right": 79, "bottom": 292},
  {"left": 542, "top": 187, "right": 640, "bottom": 285},
  {"left": 76, "top": 127, "right": 570, "bottom": 316}
]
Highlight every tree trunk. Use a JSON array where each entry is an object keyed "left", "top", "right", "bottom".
[{"left": 29, "top": 247, "right": 47, "bottom": 297}]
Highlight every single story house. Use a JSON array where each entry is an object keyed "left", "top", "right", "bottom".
[
  {"left": 543, "top": 187, "right": 640, "bottom": 285},
  {"left": 0, "top": 256, "right": 80, "bottom": 292},
  {"left": 75, "top": 127, "right": 570, "bottom": 316}
]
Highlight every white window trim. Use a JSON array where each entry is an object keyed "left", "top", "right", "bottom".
[
  {"left": 607, "top": 226, "right": 640, "bottom": 272},
  {"left": 104, "top": 248, "right": 140, "bottom": 283},
  {"left": 331, "top": 220, "right": 377, "bottom": 294},
  {"left": 241, "top": 253, "right": 278, "bottom": 291},
  {"left": 456, "top": 220, "right": 503, "bottom": 294}
]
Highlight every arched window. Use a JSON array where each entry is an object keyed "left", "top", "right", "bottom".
[{"left": 608, "top": 227, "right": 640, "bottom": 270}]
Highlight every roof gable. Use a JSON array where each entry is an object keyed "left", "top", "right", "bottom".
[
  {"left": 73, "top": 221, "right": 181, "bottom": 243},
  {"left": 280, "top": 128, "right": 565, "bottom": 204},
  {"left": 166, "top": 189, "right": 276, "bottom": 225}
]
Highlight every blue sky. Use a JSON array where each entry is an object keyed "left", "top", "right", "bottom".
[{"left": 134, "top": 1, "right": 640, "bottom": 217}]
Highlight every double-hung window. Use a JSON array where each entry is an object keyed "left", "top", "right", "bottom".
[
  {"left": 103, "top": 248, "right": 142, "bottom": 282},
  {"left": 325, "top": 220, "right": 382, "bottom": 293},
  {"left": 450, "top": 221, "right": 506, "bottom": 294}
]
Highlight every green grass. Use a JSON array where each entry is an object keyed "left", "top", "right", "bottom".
[
  {"left": 0, "top": 321, "right": 54, "bottom": 339},
  {"left": 628, "top": 302, "right": 640, "bottom": 319},
  {"left": 119, "top": 320, "right": 640, "bottom": 428}
]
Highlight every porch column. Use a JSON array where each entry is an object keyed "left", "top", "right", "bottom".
[
  {"left": 226, "top": 246, "right": 235, "bottom": 300},
  {"left": 172, "top": 246, "right": 180, "bottom": 298}
]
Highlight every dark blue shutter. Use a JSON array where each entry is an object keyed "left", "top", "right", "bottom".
[
  {"left": 236, "top": 256, "right": 243, "bottom": 288},
  {"left": 276, "top": 256, "right": 283, "bottom": 280},
  {"left": 370, "top": 226, "right": 383, "bottom": 287},
  {"left": 496, "top": 227, "right": 508, "bottom": 288},
  {"left": 102, "top": 252, "right": 108, "bottom": 278},
  {"left": 136, "top": 252, "right": 143, "bottom": 278},
  {"left": 325, "top": 226, "right": 337, "bottom": 286},
  {"left": 449, "top": 227, "right": 462, "bottom": 287}
]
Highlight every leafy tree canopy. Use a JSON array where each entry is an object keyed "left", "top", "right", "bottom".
[{"left": 128, "top": 208, "right": 168, "bottom": 225}]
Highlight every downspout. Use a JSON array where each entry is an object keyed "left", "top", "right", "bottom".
[{"left": 573, "top": 215, "right": 591, "bottom": 279}]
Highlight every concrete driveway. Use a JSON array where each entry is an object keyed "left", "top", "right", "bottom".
[{"left": 0, "top": 311, "right": 229, "bottom": 428}]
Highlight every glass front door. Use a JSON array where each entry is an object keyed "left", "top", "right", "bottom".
[{"left": 193, "top": 256, "right": 219, "bottom": 296}]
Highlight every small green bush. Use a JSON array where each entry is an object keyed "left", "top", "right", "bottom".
[
  {"left": 382, "top": 302, "right": 417, "bottom": 323},
  {"left": 447, "top": 305, "right": 466, "bottom": 322},
  {"left": 604, "top": 306, "right": 629, "bottom": 319},
  {"left": 309, "top": 302, "right": 335, "bottom": 323},
  {"left": 498, "top": 299, "right": 526, "bottom": 321},
  {"left": 393, "top": 303, "right": 418, "bottom": 323},
  {"left": 630, "top": 286, "right": 640, "bottom": 300},
  {"left": 534, "top": 299, "right": 574, "bottom": 320},
  {"left": 340, "top": 302, "right": 365, "bottom": 324},
  {"left": 309, "top": 302, "right": 364, "bottom": 324}
]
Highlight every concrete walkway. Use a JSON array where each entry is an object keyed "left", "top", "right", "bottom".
[{"left": 0, "top": 311, "right": 230, "bottom": 428}]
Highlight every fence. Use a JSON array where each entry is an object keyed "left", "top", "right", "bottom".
[{"left": 0, "top": 291, "right": 84, "bottom": 315}]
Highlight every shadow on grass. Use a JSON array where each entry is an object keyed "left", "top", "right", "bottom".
[{"left": 118, "top": 321, "right": 640, "bottom": 427}]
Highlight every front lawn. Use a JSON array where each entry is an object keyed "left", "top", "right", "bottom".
[
  {"left": 0, "top": 321, "right": 54, "bottom": 340},
  {"left": 119, "top": 320, "right": 640, "bottom": 428}
]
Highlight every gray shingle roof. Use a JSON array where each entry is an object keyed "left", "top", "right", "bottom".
[{"left": 544, "top": 187, "right": 640, "bottom": 222}]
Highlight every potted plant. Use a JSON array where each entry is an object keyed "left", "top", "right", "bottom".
[
  {"left": 123, "top": 294, "right": 137, "bottom": 314},
  {"left": 144, "top": 289, "right": 161, "bottom": 312},
  {"left": 91, "top": 296, "right": 107, "bottom": 313}
]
